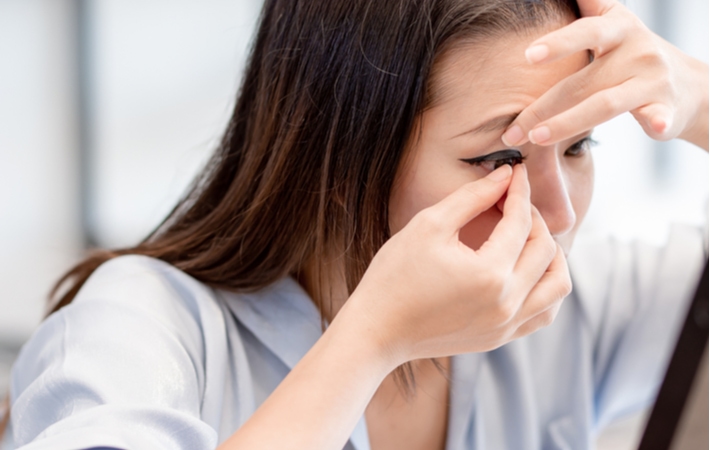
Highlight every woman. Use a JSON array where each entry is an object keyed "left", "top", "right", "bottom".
[{"left": 3, "top": 0, "right": 707, "bottom": 448}]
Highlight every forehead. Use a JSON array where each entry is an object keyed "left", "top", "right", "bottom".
[{"left": 425, "top": 27, "right": 588, "bottom": 129}]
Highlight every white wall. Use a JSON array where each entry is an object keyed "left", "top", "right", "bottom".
[
  {"left": 0, "top": 0, "right": 82, "bottom": 342},
  {"left": 88, "top": 0, "right": 262, "bottom": 247},
  {"left": 581, "top": 0, "right": 708, "bottom": 246},
  {"left": 0, "top": 0, "right": 262, "bottom": 341}
]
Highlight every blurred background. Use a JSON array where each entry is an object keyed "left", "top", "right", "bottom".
[{"left": 0, "top": 0, "right": 707, "bottom": 448}]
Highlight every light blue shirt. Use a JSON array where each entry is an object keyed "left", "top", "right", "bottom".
[{"left": 3, "top": 225, "right": 706, "bottom": 449}]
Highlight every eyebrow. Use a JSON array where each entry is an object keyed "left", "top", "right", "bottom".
[{"left": 452, "top": 112, "right": 520, "bottom": 139}]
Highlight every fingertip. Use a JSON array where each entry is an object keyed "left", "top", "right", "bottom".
[
  {"left": 502, "top": 124, "right": 525, "bottom": 147},
  {"left": 511, "top": 161, "right": 527, "bottom": 182},
  {"left": 650, "top": 115, "right": 671, "bottom": 135},
  {"left": 529, "top": 126, "right": 551, "bottom": 145},
  {"left": 525, "top": 44, "right": 549, "bottom": 64},
  {"left": 505, "top": 163, "right": 531, "bottom": 203},
  {"left": 486, "top": 164, "right": 513, "bottom": 182}
]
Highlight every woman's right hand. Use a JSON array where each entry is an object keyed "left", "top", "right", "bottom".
[
  {"left": 223, "top": 164, "right": 571, "bottom": 450},
  {"left": 345, "top": 164, "right": 572, "bottom": 366}
]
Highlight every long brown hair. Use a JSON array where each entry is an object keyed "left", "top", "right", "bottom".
[
  {"left": 2, "top": 1, "right": 582, "bottom": 435},
  {"left": 50, "top": 0, "right": 579, "bottom": 314}
]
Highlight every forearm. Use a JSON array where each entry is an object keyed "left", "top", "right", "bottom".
[{"left": 217, "top": 298, "right": 396, "bottom": 450}]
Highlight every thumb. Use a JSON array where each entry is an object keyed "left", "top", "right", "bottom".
[
  {"left": 633, "top": 102, "right": 674, "bottom": 140},
  {"left": 424, "top": 165, "right": 512, "bottom": 234}
]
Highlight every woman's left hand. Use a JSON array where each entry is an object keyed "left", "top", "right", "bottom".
[{"left": 501, "top": 0, "right": 709, "bottom": 151}]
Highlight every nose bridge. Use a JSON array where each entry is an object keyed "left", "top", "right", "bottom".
[{"left": 528, "top": 149, "right": 576, "bottom": 237}]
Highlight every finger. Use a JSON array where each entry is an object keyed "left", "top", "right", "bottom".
[
  {"left": 511, "top": 302, "right": 563, "bottom": 339},
  {"left": 527, "top": 79, "right": 648, "bottom": 146},
  {"left": 422, "top": 164, "right": 512, "bottom": 234},
  {"left": 513, "top": 243, "right": 572, "bottom": 324},
  {"left": 502, "top": 62, "right": 602, "bottom": 146},
  {"left": 632, "top": 102, "right": 675, "bottom": 140},
  {"left": 524, "top": 16, "right": 624, "bottom": 65},
  {"left": 476, "top": 164, "right": 532, "bottom": 266},
  {"left": 491, "top": 206, "right": 556, "bottom": 325},
  {"left": 510, "top": 206, "right": 557, "bottom": 295},
  {"left": 576, "top": 0, "right": 618, "bottom": 17}
]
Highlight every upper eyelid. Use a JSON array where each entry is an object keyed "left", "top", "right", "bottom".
[
  {"left": 460, "top": 136, "right": 594, "bottom": 164},
  {"left": 566, "top": 136, "right": 597, "bottom": 150},
  {"left": 580, "top": 136, "right": 598, "bottom": 146},
  {"left": 460, "top": 149, "right": 523, "bottom": 164},
  {"left": 570, "top": 135, "right": 596, "bottom": 146}
]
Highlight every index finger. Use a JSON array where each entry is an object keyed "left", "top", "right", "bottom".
[
  {"left": 476, "top": 164, "right": 532, "bottom": 266},
  {"left": 576, "top": 0, "right": 617, "bottom": 17},
  {"left": 523, "top": 16, "right": 624, "bottom": 65},
  {"left": 422, "top": 164, "right": 513, "bottom": 235}
]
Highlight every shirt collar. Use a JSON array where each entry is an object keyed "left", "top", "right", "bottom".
[
  {"left": 222, "top": 276, "right": 322, "bottom": 369},
  {"left": 221, "top": 277, "right": 372, "bottom": 450}
]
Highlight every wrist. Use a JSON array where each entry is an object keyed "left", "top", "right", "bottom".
[{"left": 329, "top": 291, "right": 407, "bottom": 372}]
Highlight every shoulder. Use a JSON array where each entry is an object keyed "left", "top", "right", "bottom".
[
  {"left": 78, "top": 254, "right": 217, "bottom": 315},
  {"left": 11, "top": 255, "right": 229, "bottom": 407},
  {"left": 8, "top": 255, "right": 234, "bottom": 447}
]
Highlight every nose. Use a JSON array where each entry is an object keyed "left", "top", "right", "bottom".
[{"left": 527, "top": 150, "right": 576, "bottom": 238}]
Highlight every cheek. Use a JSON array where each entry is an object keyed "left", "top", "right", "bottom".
[
  {"left": 459, "top": 208, "right": 503, "bottom": 250},
  {"left": 390, "top": 168, "right": 503, "bottom": 250},
  {"left": 389, "top": 155, "right": 473, "bottom": 235},
  {"left": 389, "top": 146, "right": 505, "bottom": 245},
  {"left": 571, "top": 168, "right": 594, "bottom": 222},
  {"left": 567, "top": 155, "right": 594, "bottom": 227},
  {"left": 557, "top": 157, "right": 595, "bottom": 252}
]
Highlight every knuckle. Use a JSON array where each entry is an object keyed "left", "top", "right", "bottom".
[
  {"left": 518, "top": 210, "right": 534, "bottom": 234},
  {"left": 561, "top": 75, "right": 588, "bottom": 100},
  {"left": 588, "top": 25, "right": 606, "bottom": 47},
  {"left": 494, "top": 299, "right": 517, "bottom": 324},
  {"left": 522, "top": 215, "right": 534, "bottom": 237},
  {"left": 637, "top": 46, "right": 671, "bottom": 75},
  {"left": 654, "top": 76, "right": 677, "bottom": 101},
  {"left": 543, "top": 237, "right": 558, "bottom": 262},
  {"left": 599, "top": 91, "right": 622, "bottom": 115},
  {"left": 527, "top": 106, "right": 546, "bottom": 126},
  {"left": 539, "top": 307, "right": 558, "bottom": 328},
  {"left": 414, "top": 208, "right": 445, "bottom": 233},
  {"left": 486, "top": 272, "right": 507, "bottom": 294}
]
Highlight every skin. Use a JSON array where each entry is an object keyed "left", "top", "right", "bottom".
[
  {"left": 219, "top": 0, "right": 708, "bottom": 448},
  {"left": 390, "top": 29, "right": 594, "bottom": 258},
  {"left": 366, "top": 25, "right": 593, "bottom": 450},
  {"left": 503, "top": 0, "right": 709, "bottom": 152}
]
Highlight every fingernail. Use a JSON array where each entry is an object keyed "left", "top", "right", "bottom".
[
  {"left": 529, "top": 126, "right": 550, "bottom": 145},
  {"left": 488, "top": 164, "right": 512, "bottom": 181},
  {"left": 525, "top": 44, "right": 549, "bottom": 64},
  {"left": 501, "top": 125, "right": 524, "bottom": 147}
]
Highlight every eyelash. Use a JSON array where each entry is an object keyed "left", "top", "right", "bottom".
[
  {"left": 460, "top": 136, "right": 598, "bottom": 171},
  {"left": 565, "top": 136, "right": 597, "bottom": 157},
  {"left": 460, "top": 149, "right": 525, "bottom": 171}
]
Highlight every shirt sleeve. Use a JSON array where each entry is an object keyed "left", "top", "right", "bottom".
[
  {"left": 8, "top": 256, "right": 221, "bottom": 450},
  {"left": 569, "top": 225, "right": 707, "bottom": 431}
]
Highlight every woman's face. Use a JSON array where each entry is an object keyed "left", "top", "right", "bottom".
[{"left": 390, "top": 28, "right": 594, "bottom": 255}]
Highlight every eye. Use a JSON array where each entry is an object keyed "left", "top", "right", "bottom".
[
  {"left": 460, "top": 149, "right": 525, "bottom": 172},
  {"left": 565, "top": 136, "right": 598, "bottom": 157}
]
